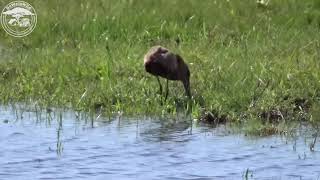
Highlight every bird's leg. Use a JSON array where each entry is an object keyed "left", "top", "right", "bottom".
[
  {"left": 164, "top": 79, "right": 169, "bottom": 101},
  {"left": 183, "top": 79, "right": 191, "bottom": 99},
  {"left": 157, "top": 76, "right": 162, "bottom": 95}
]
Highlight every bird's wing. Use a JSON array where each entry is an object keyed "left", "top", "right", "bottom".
[{"left": 159, "top": 52, "right": 178, "bottom": 73}]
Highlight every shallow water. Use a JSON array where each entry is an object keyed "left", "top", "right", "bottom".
[{"left": 1, "top": 106, "right": 320, "bottom": 180}]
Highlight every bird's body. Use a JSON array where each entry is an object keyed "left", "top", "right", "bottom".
[{"left": 144, "top": 46, "right": 191, "bottom": 99}]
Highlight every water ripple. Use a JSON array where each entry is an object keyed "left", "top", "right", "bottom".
[{"left": 1, "top": 106, "right": 320, "bottom": 179}]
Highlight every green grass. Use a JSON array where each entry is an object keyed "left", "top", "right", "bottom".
[{"left": 0, "top": 0, "right": 320, "bottom": 134}]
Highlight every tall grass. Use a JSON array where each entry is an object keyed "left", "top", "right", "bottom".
[{"left": 0, "top": 0, "right": 319, "bottom": 130}]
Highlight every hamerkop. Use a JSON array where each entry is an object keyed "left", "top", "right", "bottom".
[{"left": 144, "top": 46, "right": 191, "bottom": 100}]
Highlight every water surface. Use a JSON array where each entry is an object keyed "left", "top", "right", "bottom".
[{"left": 0, "top": 105, "right": 320, "bottom": 179}]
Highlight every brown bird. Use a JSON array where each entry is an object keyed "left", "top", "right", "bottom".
[{"left": 144, "top": 45, "right": 191, "bottom": 100}]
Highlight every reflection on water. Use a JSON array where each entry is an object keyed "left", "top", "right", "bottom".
[{"left": 0, "top": 105, "right": 320, "bottom": 179}]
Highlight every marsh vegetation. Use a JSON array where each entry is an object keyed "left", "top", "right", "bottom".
[{"left": 0, "top": 0, "right": 320, "bottom": 134}]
